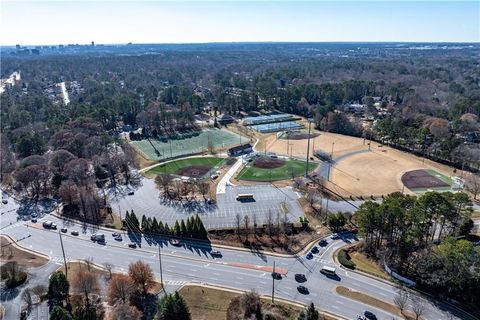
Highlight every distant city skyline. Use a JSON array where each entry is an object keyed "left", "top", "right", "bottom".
[{"left": 1, "top": 1, "right": 478, "bottom": 45}]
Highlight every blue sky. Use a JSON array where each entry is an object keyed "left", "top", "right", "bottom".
[{"left": 1, "top": 1, "right": 478, "bottom": 45}]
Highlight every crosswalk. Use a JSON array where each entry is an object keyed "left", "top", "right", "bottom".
[{"left": 165, "top": 280, "right": 187, "bottom": 286}]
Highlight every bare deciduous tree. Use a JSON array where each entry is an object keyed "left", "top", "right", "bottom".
[
  {"left": 235, "top": 213, "right": 242, "bottom": 238},
  {"left": 103, "top": 262, "right": 113, "bottom": 279},
  {"left": 465, "top": 173, "right": 480, "bottom": 200},
  {"left": 128, "top": 261, "right": 155, "bottom": 295},
  {"left": 21, "top": 288, "right": 32, "bottom": 313},
  {"left": 107, "top": 274, "right": 135, "bottom": 305},
  {"left": 411, "top": 298, "right": 427, "bottom": 320},
  {"left": 243, "top": 215, "right": 250, "bottom": 240},
  {"left": 394, "top": 287, "right": 409, "bottom": 314},
  {"left": 72, "top": 269, "right": 100, "bottom": 308},
  {"left": 197, "top": 181, "right": 210, "bottom": 202},
  {"left": 111, "top": 303, "right": 142, "bottom": 320}
]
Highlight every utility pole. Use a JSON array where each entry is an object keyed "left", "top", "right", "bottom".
[
  {"left": 59, "top": 230, "right": 68, "bottom": 279},
  {"left": 158, "top": 245, "right": 164, "bottom": 292},
  {"left": 271, "top": 261, "right": 275, "bottom": 303},
  {"left": 305, "top": 120, "right": 312, "bottom": 177}
]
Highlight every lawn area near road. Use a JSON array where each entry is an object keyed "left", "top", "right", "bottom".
[
  {"left": 148, "top": 157, "right": 224, "bottom": 176},
  {"left": 0, "top": 235, "right": 49, "bottom": 268},
  {"left": 237, "top": 158, "right": 317, "bottom": 181},
  {"left": 179, "top": 285, "right": 337, "bottom": 320}
]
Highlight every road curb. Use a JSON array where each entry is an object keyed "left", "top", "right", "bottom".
[{"left": 0, "top": 234, "right": 50, "bottom": 263}]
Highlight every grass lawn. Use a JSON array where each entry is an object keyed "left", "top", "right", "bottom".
[
  {"left": 348, "top": 251, "right": 390, "bottom": 280},
  {"left": 179, "top": 285, "right": 333, "bottom": 320},
  {"left": 148, "top": 157, "right": 224, "bottom": 176},
  {"left": 237, "top": 159, "right": 317, "bottom": 181},
  {"left": 0, "top": 235, "right": 49, "bottom": 268}
]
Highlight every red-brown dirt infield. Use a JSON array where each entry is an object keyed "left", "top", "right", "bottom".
[
  {"left": 176, "top": 165, "right": 211, "bottom": 178},
  {"left": 253, "top": 156, "right": 286, "bottom": 169}
]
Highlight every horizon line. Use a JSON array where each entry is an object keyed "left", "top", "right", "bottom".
[{"left": 3, "top": 40, "right": 480, "bottom": 47}]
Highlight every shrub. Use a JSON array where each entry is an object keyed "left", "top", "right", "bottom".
[
  {"left": 5, "top": 271, "right": 27, "bottom": 289},
  {"left": 338, "top": 249, "right": 355, "bottom": 269}
]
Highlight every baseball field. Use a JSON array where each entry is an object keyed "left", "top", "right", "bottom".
[
  {"left": 237, "top": 155, "right": 317, "bottom": 181},
  {"left": 257, "top": 129, "right": 461, "bottom": 197},
  {"left": 148, "top": 157, "right": 224, "bottom": 178}
]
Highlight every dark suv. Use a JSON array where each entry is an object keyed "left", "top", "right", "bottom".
[{"left": 364, "top": 311, "right": 377, "bottom": 320}]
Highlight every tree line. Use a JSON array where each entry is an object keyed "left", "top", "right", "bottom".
[
  {"left": 124, "top": 210, "right": 208, "bottom": 240},
  {"left": 355, "top": 191, "right": 478, "bottom": 313}
]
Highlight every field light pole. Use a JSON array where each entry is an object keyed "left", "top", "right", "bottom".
[
  {"left": 271, "top": 261, "right": 276, "bottom": 303},
  {"left": 158, "top": 245, "right": 164, "bottom": 292},
  {"left": 305, "top": 120, "right": 312, "bottom": 177}
]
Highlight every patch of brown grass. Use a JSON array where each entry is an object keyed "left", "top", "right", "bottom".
[
  {"left": 348, "top": 251, "right": 390, "bottom": 280},
  {"left": 0, "top": 235, "right": 49, "bottom": 268},
  {"left": 179, "top": 285, "right": 340, "bottom": 320}
]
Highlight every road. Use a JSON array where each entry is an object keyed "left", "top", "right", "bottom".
[{"left": 1, "top": 213, "right": 470, "bottom": 320}]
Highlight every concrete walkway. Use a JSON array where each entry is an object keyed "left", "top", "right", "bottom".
[{"left": 216, "top": 158, "right": 242, "bottom": 194}]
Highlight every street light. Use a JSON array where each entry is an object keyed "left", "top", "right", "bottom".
[{"left": 305, "top": 119, "right": 313, "bottom": 177}]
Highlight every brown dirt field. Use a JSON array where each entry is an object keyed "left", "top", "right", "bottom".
[
  {"left": 336, "top": 286, "right": 416, "bottom": 320},
  {"left": 0, "top": 235, "right": 49, "bottom": 268},
  {"left": 176, "top": 165, "right": 211, "bottom": 178},
  {"left": 401, "top": 169, "right": 449, "bottom": 189},
  {"left": 253, "top": 156, "right": 286, "bottom": 169}
]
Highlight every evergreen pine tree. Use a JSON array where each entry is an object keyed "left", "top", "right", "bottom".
[
  {"left": 141, "top": 215, "right": 148, "bottom": 232},
  {"left": 174, "top": 221, "right": 181, "bottom": 236},
  {"left": 130, "top": 210, "right": 140, "bottom": 229},
  {"left": 147, "top": 217, "right": 153, "bottom": 233},
  {"left": 196, "top": 216, "right": 208, "bottom": 239},
  {"left": 180, "top": 219, "right": 187, "bottom": 237},
  {"left": 172, "top": 291, "right": 191, "bottom": 320},
  {"left": 124, "top": 211, "right": 130, "bottom": 228},
  {"left": 152, "top": 217, "right": 159, "bottom": 233},
  {"left": 158, "top": 221, "right": 165, "bottom": 234},
  {"left": 185, "top": 217, "right": 192, "bottom": 236}
]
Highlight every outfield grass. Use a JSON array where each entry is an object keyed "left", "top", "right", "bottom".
[
  {"left": 148, "top": 157, "right": 224, "bottom": 176},
  {"left": 131, "top": 128, "right": 247, "bottom": 160},
  {"left": 237, "top": 158, "right": 317, "bottom": 181}
]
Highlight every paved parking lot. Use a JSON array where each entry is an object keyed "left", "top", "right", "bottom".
[{"left": 109, "top": 178, "right": 303, "bottom": 229}]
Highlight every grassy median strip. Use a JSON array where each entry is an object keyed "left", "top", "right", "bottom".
[
  {"left": 336, "top": 286, "right": 416, "bottom": 319},
  {"left": 0, "top": 235, "right": 49, "bottom": 268}
]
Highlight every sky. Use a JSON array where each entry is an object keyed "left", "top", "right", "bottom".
[{"left": 0, "top": 1, "right": 478, "bottom": 45}]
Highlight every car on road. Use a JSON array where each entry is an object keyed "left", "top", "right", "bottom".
[
  {"left": 297, "top": 285, "right": 309, "bottom": 294},
  {"left": 71, "top": 230, "right": 79, "bottom": 236},
  {"left": 31, "top": 218, "right": 37, "bottom": 223},
  {"left": 294, "top": 274, "right": 307, "bottom": 282},
  {"left": 31, "top": 213, "right": 38, "bottom": 218},
  {"left": 128, "top": 243, "right": 137, "bottom": 248},
  {"left": 112, "top": 232, "right": 120, "bottom": 237},
  {"left": 319, "top": 239, "right": 328, "bottom": 246},
  {"left": 2, "top": 199, "right": 7, "bottom": 204},
  {"left": 114, "top": 234, "right": 123, "bottom": 241},
  {"left": 364, "top": 311, "right": 377, "bottom": 320},
  {"left": 311, "top": 246, "right": 319, "bottom": 254},
  {"left": 127, "top": 191, "right": 134, "bottom": 195},
  {"left": 210, "top": 174, "right": 219, "bottom": 180},
  {"left": 61, "top": 228, "right": 68, "bottom": 233},
  {"left": 210, "top": 250, "right": 222, "bottom": 257},
  {"left": 91, "top": 234, "right": 105, "bottom": 242},
  {"left": 331, "top": 233, "right": 340, "bottom": 240},
  {"left": 305, "top": 252, "right": 313, "bottom": 260},
  {"left": 271, "top": 272, "right": 282, "bottom": 280},
  {"left": 43, "top": 221, "right": 57, "bottom": 229},
  {"left": 169, "top": 239, "right": 181, "bottom": 246}
]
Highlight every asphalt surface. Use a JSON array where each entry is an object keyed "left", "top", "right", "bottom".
[
  {"left": 1, "top": 211, "right": 471, "bottom": 320},
  {"left": 108, "top": 177, "right": 304, "bottom": 229}
]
